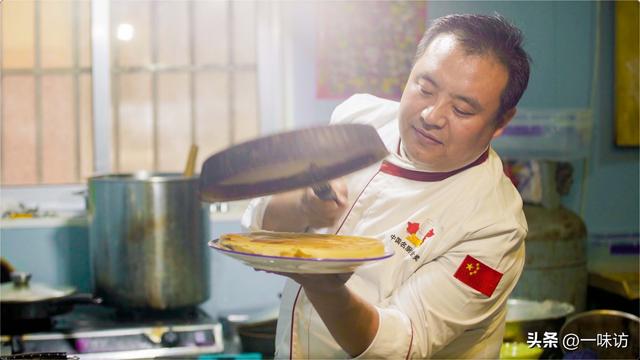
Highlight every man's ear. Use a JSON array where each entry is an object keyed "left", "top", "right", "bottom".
[{"left": 492, "top": 108, "right": 517, "bottom": 139}]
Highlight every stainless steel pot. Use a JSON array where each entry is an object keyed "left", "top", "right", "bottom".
[
  {"left": 88, "top": 172, "right": 210, "bottom": 310},
  {"left": 504, "top": 298, "right": 575, "bottom": 342},
  {"left": 219, "top": 306, "right": 279, "bottom": 358},
  {"left": 560, "top": 310, "right": 639, "bottom": 359}
]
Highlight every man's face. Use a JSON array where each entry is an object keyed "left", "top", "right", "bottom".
[{"left": 398, "top": 33, "right": 514, "bottom": 172}]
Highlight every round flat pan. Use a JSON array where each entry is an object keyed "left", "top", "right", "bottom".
[{"left": 199, "top": 124, "right": 388, "bottom": 202}]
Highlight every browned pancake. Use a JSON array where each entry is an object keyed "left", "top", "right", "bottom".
[{"left": 219, "top": 231, "right": 385, "bottom": 259}]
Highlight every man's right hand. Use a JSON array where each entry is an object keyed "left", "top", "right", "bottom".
[
  {"left": 300, "top": 179, "right": 349, "bottom": 229},
  {"left": 262, "top": 179, "right": 348, "bottom": 232}
]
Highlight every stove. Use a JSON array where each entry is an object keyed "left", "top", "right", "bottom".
[{"left": 0, "top": 305, "right": 224, "bottom": 359}]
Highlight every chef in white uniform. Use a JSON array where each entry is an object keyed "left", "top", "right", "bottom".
[{"left": 242, "top": 14, "right": 532, "bottom": 359}]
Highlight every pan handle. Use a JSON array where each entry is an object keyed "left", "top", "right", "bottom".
[
  {"left": 312, "top": 182, "right": 339, "bottom": 202},
  {"left": 53, "top": 293, "right": 103, "bottom": 306},
  {"left": 1, "top": 352, "right": 78, "bottom": 360}
]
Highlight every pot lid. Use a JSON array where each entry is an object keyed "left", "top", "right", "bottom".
[
  {"left": 0, "top": 272, "right": 75, "bottom": 303},
  {"left": 199, "top": 124, "right": 389, "bottom": 202}
]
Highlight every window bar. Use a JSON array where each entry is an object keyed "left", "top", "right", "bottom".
[
  {"left": 91, "top": 0, "right": 113, "bottom": 174},
  {"left": 72, "top": 1, "right": 81, "bottom": 181},
  {"left": 188, "top": 0, "right": 196, "bottom": 146},
  {"left": 111, "top": 63, "right": 255, "bottom": 74},
  {"left": 227, "top": 0, "right": 235, "bottom": 145},
  {"left": 3, "top": 68, "right": 92, "bottom": 76},
  {"left": 34, "top": 0, "right": 43, "bottom": 183},
  {"left": 251, "top": 1, "right": 264, "bottom": 135},
  {"left": 0, "top": 3, "right": 4, "bottom": 182},
  {"left": 111, "top": 4, "right": 121, "bottom": 173},
  {"left": 151, "top": 0, "right": 159, "bottom": 171},
  {"left": 251, "top": 3, "right": 260, "bottom": 134}
]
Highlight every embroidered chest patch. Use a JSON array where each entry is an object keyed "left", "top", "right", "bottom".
[
  {"left": 389, "top": 220, "right": 436, "bottom": 262},
  {"left": 405, "top": 221, "right": 435, "bottom": 247}
]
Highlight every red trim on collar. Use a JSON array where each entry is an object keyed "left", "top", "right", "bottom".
[{"left": 380, "top": 149, "right": 489, "bottom": 182}]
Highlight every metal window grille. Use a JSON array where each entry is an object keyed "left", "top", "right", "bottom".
[
  {"left": 0, "top": 0, "right": 260, "bottom": 184},
  {"left": 110, "top": 0, "right": 259, "bottom": 173},
  {"left": 1, "top": 0, "right": 93, "bottom": 185}
]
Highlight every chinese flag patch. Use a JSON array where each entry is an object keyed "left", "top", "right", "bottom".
[{"left": 454, "top": 255, "right": 503, "bottom": 297}]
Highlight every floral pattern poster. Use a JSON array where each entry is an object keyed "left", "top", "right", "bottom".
[{"left": 316, "top": 1, "right": 427, "bottom": 100}]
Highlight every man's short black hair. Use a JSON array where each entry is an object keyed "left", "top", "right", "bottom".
[{"left": 415, "top": 13, "right": 532, "bottom": 125}]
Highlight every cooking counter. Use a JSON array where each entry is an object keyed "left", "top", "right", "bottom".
[{"left": 0, "top": 216, "right": 284, "bottom": 316}]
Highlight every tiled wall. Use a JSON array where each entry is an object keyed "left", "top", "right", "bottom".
[{"left": 0, "top": 225, "right": 92, "bottom": 291}]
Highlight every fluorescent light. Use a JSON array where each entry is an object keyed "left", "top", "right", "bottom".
[{"left": 116, "top": 23, "right": 134, "bottom": 42}]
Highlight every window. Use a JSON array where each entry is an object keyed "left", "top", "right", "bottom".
[
  {"left": 1, "top": 0, "right": 93, "bottom": 185},
  {"left": 1, "top": 0, "right": 261, "bottom": 186},
  {"left": 110, "top": 0, "right": 259, "bottom": 173}
]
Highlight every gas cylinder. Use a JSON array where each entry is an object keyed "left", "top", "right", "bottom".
[{"left": 511, "top": 204, "right": 588, "bottom": 311}]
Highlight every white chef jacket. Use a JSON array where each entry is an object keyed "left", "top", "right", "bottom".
[{"left": 241, "top": 94, "right": 527, "bottom": 359}]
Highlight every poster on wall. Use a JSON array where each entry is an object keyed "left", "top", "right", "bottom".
[
  {"left": 614, "top": 1, "right": 639, "bottom": 147},
  {"left": 316, "top": 1, "right": 427, "bottom": 101}
]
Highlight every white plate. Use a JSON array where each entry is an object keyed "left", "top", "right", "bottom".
[{"left": 209, "top": 239, "right": 394, "bottom": 274}]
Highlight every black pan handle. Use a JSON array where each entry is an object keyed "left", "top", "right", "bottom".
[
  {"left": 52, "top": 293, "right": 102, "bottom": 307},
  {"left": 1, "top": 352, "right": 78, "bottom": 360},
  {"left": 312, "top": 182, "right": 339, "bottom": 202}
]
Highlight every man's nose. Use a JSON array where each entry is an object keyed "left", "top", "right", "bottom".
[{"left": 420, "top": 103, "right": 447, "bottom": 129}]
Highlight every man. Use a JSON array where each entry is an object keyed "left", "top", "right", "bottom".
[{"left": 242, "top": 13, "right": 531, "bottom": 359}]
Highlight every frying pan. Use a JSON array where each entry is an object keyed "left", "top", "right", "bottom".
[
  {"left": 1, "top": 272, "right": 102, "bottom": 332},
  {"left": 199, "top": 124, "right": 388, "bottom": 202}
]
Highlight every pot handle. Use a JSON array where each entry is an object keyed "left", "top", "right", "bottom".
[
  {"left": 73, "top": 189, "right": 88, "bottom": 211},
  {"left": 53, "top": 293, "right": 103, "bottom": 306}
]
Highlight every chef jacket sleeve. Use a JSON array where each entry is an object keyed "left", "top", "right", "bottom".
[
  {"left": 355, "top": 224, "right": 526, "bottom": 359},
  {"left": 240, "top": 195, "right": 272, "bottom": 231},
  {"left": 330, "top": 94, "right": 398, "bottom": 127}
]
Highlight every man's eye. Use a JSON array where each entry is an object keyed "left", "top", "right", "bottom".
[
  {"left": 418, "top": 87, "right": 432, "bottom": 96},
  {"left": 454, "top": 107, "right": 473, "bottom": 117}
]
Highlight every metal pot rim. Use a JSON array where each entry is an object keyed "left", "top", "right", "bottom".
[
  {"left": 562, "top": 309, "right": 640, "bottom": 325},
  {"left": 89, "top": 172, "right": 198, "bottom": 183},
  {"left": 506, "top": 298, "right": 575, "bottom": 322}
]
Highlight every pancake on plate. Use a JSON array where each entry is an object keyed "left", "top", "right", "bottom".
[{"left": 219, "top": 231, "right": 385, "bottom": 259}]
